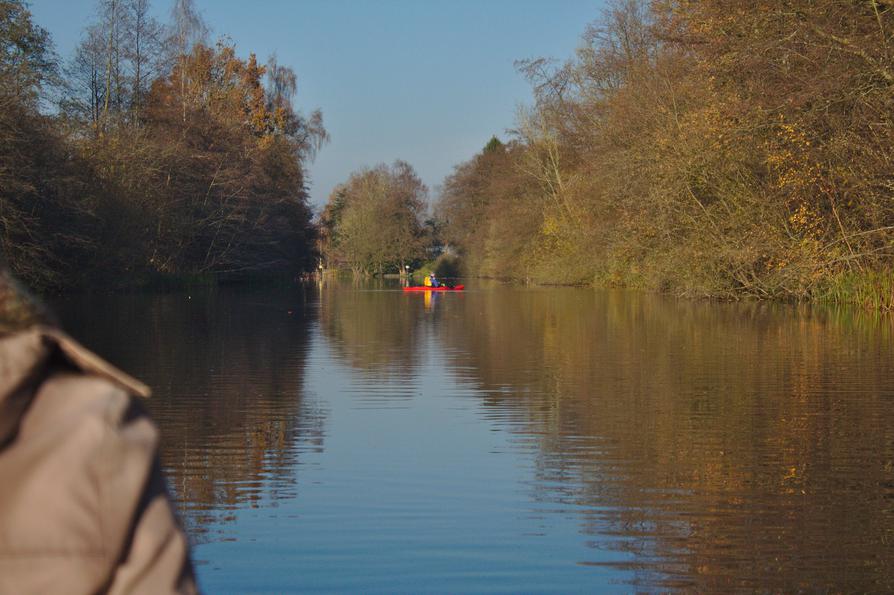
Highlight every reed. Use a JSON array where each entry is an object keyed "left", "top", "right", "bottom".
[{"left": 815, "top": 270, "right": 894, "bottom": 311}]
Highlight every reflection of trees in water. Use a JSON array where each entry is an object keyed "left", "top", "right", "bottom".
[
  {"left": 54, "top": 287, "right": 325, "bottom": 541},
  {"left": 317, "top": 277, "right": 428, "bottom": 379},
  {"left": 441, "top": 289, "right": 894, "bottom": 591}
]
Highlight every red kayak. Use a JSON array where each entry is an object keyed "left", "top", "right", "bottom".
[{"left": 402, "top": 285, "right": 464, "bottom": 291}]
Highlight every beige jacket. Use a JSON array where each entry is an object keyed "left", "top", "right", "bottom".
[{"left": 0, "top": 325, "right": 196, "bottom": 594}]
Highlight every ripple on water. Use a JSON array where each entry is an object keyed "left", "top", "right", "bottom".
[{"left": 53, "top": 285, "right": 894, "bottom": 593}]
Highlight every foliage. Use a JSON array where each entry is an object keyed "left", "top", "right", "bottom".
[
  {"left": 0, "top": 0, "right": 325, "bottom": 289},
  {"left": 438, "top": 136, "right": 543, "bottom": 280},
  {"left": 411, "top": 253, "right": 461, "bottom": 284},
  {"left": 0, "top": 0, "right": 98, "bottom": 288},
  {"left": 320, "top": 161, "right": 428, "bottom": 275},
  {"left": 437, "top": 0, "right": 894, "bottom": 305},
  {"left": 0, "top": 0, "right": 55, "bottom": 101}
]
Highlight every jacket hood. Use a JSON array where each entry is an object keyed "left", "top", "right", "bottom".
[
  {"left": 0, "top": 327, "right": 150, "bottom": 447},
  {"left": 0, "top": 268, "right": 150, "bottom": 446},
  {"left": 0, "top": 328, "right": 48, "bottom": 446}
]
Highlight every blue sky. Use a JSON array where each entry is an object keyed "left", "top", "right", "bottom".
[{"left": 30, "top": 0, "right": 606, "bottom": 210}]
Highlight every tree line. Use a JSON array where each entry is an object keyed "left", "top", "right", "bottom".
[
  {"left": 436, "top": 0, "right": 894, "bottom": 305},
  {"left": 1, "top": 0, "right": 326, "bottom": 290}
]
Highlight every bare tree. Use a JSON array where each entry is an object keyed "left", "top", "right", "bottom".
[
  {"left": 98, "top": 0, "right": 124, "bottom": 124},
  {"left": 124, "top": 0, "right": 164, "bottom": 117},
  {"left": 67, "top": 24, "right": 106, "bottom": 128},
  {"left": 168, "top": 0, "right": 207, "bottom": 122},
  {"left": 66, "top": 0, "right": 163, "bottom": 128},
  {"left": 266, "top": 53, "right": 297, "bottom": 109}
]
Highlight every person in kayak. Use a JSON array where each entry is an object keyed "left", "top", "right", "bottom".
[{"left": 424, "top": 272, "right": 441, "bottom": 288}]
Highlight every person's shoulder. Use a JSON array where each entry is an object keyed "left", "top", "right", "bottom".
[
  {"left": 17, "top": 327, "right": 153, "bottom": 444},
  {"left": 42, "top": 327, "right": 150, "bottom": 398}
]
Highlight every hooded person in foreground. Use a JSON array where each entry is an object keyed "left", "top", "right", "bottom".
[{"left": 0, "top": 266, "right": 196, "bottom": 594}]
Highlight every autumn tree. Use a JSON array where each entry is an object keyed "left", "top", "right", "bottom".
[
  {"left": 437, "top": 136, "right": 542, "bottom": 279},
  {"left": 440, "top": 0, "right": 894, "bottom": 303},
  {"left": 662, "top": 0, "right": 894, "bottom": 296},
  {"left": 0, "top": 0, "right": 328, "bottom": 289},
  {"left": 97, "top": 39, "right": 327, "bottom": 279},
  {"left": 322, "top": 161, "right": 428, "bottom": 275},
  {"left": 0, "top": 0, "right": 99, "bottom": 288}
]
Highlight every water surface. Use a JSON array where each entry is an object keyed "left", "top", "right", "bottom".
[{"left": 55, "top": 281, "right": 894, "bottom": 592}]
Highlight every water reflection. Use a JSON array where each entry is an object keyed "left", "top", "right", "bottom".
[
  {"left": 54, "top": 287, "right": 325, "bottom": 541},
  {"left": 52, "top": 283, "right": 894, "bottom": 591},
  {"left": 437, "top": 289, "right": 894, "bottom": 591},
  {"left": 316, "top": 277, "right": 456, "bottom": 377}
]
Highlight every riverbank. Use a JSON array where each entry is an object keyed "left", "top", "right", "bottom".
[
  {"left": 436, "top": 4, "right": 894, "bottom": 312},
  {"left": 449, "top": 256, "right": 894, "bottom": 312},
  {"left": 36, "top": 270, "right": 308, "bottom": 297}
]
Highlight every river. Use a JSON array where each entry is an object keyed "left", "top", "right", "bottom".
[{"left": 54, "top": 280, "right": 894, "bottom": 593}]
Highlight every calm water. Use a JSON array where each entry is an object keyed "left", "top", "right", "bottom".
[{"left": 55, "top": 281, "right": 894, "bottom": 593}]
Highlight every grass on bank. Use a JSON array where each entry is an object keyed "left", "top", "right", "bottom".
[{"left": 815, "top": 270, "right": 894, "bottom": 311}]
